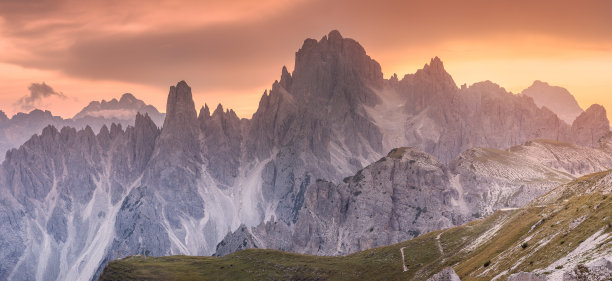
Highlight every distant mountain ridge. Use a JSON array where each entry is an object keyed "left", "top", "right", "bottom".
[
  {"left": 0, "top": 30, "right": 610, "bottom": 281},
  {"left": 0, "top": 93, "right": 164, "bottom": 161},
  {"left": 74, "top": 93, "right": 165, "bottom": 125},
  {"left": 521, "top": 80, "right": 584, "bottom": 124}
]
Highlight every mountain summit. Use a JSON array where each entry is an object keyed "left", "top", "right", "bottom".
[
  {"left": 521, "top": 80, "right": 584, "bottom": 124},
  {"left": 74, "top": 92, "right": 164, "bottom": 126},
  {"left": 162, "top": 80, "right": 198, "bottom": 136}
]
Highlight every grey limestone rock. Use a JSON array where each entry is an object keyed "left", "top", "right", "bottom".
[
  {"left": 562, "top": 257, "right": 612, "bottom": 281},
  {"left": 199, "top": 104, "right": 245, "bottom": 188},
  {"left": 427, "top": 267, "right": 461, "bottom": 281},
  {"left": 217, "top": 139, "right": 612, "bottom": 256},
  {"left": 507, "top": 272, "right": 547, "bottom": 281}
]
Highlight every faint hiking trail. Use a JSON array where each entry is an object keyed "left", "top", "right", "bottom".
[
  {"left": 436, "top": 232, "right": 444, "bottom": 255},
  {"left": 400, "top": 247, "right": 408, "bottom": 272}
]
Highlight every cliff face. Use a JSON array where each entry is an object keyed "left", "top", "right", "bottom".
[
  {"left": 571, "top": 104, "right": 610, "bottom": 147},
  {"left": 0, "top": 113, "right": 160, "bottom": 281},
  {"left": 215, "top": 140, "right": 612, "bottom": 256},
  {"left": 374, "top": 73, "right": 581, "bottom": 163}
]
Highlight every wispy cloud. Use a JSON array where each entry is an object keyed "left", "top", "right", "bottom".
[{"left": 16, "top": 82, "right": 66, "bottom": 110}]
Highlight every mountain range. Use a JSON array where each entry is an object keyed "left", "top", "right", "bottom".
[
  {"left": 0, "top": 30, "right": 610, "bottom": 281},
  {"left": 0, "top": 93, "right": 164, "bottom": 162}
]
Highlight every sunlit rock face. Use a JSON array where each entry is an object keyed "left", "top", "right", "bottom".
[
  {"left": 0, "top": 30, "right": 611, "bottom": 281},
  {"left": 521, "top": 80, "right": 584, "bottom": 125},
  {"left": 571, "top": 104, "right": 610, "bottom": 147}
]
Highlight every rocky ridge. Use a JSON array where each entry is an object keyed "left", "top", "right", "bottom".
[
  {"left": 215, "top": 139, "right": 612, "bottom": 256},
  {"left": 74, "top": 93, "right": 165, "bottom": 126},
  {"left": 521, "top": 80, "right": 584, "bottom": 124},
  {"left": 0, "top": 93, "right": 164, "bottom": 162}
]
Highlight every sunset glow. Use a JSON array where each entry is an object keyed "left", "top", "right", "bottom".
[{"left": 0, "top": 0, "right": 610, "bottom": 120}]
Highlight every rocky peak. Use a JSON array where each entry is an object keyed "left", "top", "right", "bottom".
[
  {"left": 97, "top": 124, "right": 111, "bottom": 149},
  {"left": 412, "top": 57, "right": 457, "bottom": 92},
  {"left": 396, "top": 57, "right": 458, "bottom": 114},
  {"left": 572, "top": 104, "right": 610, "bottom": 147},
  {"left": 198, "top": 104, "right": 211, "bottom": 122},
  {"left": 119, "top": 93, "right": 138, "bottom": 104},
  {"left": 0, "top": 110, "right": 8, "bottom": 122},
  {"left": 292, "top": 30, "right": 384, "bottom": 98},
  {"left": 279, "top": 66, "right": 292, "bottom": 89},
  {"left": 423, "top": 56, "right": 445, "bottom": 74},
  {"left": 326, "top": 29, "right": 343, "bottom": 44},
  {"left": 98, "top": 124, "right": 110, "bottom": 138},
  {"left": 40, "top": 125, "right": 60, "bottom": 140},
  {"left": 134, "top": 112, "right": 157, "bottom": 130},
  {"left": 582, "top": 104, "right": 607, "bottom": 120},
  {"left": 155, "top": 80, "right": 202, "bottom": 170},
  {"left": 129, "top": 112, "right": 161, "bottom": 171},
  {"left": 246, "top": 30, "right": 386, "bottom": 187},
  {"left": 162, "top": 80, "right": 198, "bottom": 135},
  {"left": 389, "top": 73, "right": 399, "bottom": 83},
  {"left": 109, "top": 123, "right": 124, "bottom": 139},
  {"left": 212, "top": 104, "right": 224, "bottom": 117},
  {"left": 466, "top": 80, "right": 506, "bottom": 94},
  {"left": 521, "top": 80, "right": 583, "bottom": 124},
  {"left": 12, "top": 109, "right": 55, "bottom": 122},
  {"left": 72, "top": 92, "right": 163, "bottom": 127},
  {"left": 208, "top": 104, "right": 239, "bottom": 124}
]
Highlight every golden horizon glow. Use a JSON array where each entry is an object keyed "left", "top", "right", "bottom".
[{"left": 0, "top": 0, "right": 610, "bottom": 122}]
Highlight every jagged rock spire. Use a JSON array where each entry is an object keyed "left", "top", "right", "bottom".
[
  {"left": 0, "top": 110, "right": 8, "bottom": 122},
  {"left": 161, "top": 80, "right": 198, "bottom": 138}
]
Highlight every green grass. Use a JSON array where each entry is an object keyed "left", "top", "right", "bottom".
[
  {"left": 100, "top": 248, "right": 408, "bottom": 281},
  {"left": 100, "top": 182, "right": 612, "bottom": 281}
]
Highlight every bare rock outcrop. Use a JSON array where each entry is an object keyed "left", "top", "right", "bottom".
[
  {"left": 571, "top": 104, "right": 610, "bottom": 147},
  {"left": 507, "top": 272, "right": 547, "bottom": 281},
  {"left": 563, "top": 257, "right": 612, "bottom": 281},
  {"left": 427, "top": 267, "right": 461, "bottom": 281}
]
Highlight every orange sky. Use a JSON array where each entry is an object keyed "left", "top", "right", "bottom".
[{"left": 0, "top": 0, "right": 610, "bottom": 121}]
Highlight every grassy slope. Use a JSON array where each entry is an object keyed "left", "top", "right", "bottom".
[{"left": 100, "top": 176, "right": 612, "bottom": 281}]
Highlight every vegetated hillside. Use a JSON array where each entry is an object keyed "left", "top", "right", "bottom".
[{"left": 99, "top": 170, "right": 612, "bottom": 281}]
